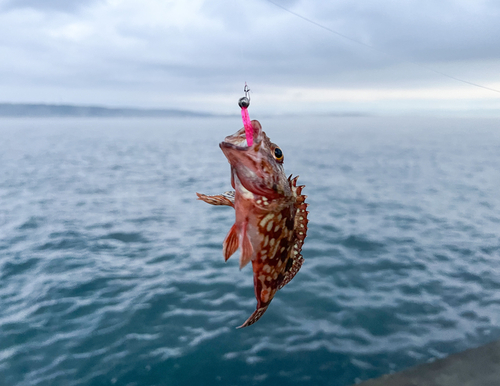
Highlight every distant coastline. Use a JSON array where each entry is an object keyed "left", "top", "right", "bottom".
[
  {"left": 0, "top": 103, "right": 215, "bottom": 118},
  {"left": 0, "top": 103, "right": 384, "bottom": 119},
  {"left": 0, "top": 103, "right": 377, "bottom": 118}
]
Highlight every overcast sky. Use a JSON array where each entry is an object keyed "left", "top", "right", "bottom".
[{"left": 1, "top": 0, "right": 499, "bottom": 115}]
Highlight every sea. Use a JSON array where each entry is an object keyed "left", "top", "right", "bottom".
[{"left": 1, "top": 116, "right": 499, "bottom": 386}]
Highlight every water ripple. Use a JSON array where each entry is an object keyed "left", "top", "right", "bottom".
[{"left": 1, "top": 117, "right": 500, "bottom": 386}]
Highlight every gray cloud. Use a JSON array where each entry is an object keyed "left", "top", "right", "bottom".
[
  {"left": 304, "top": 1, "right": 500, "bottom": 62},
  {"left": 3, "top": 0, "right": 99, "bottom": 12},
  {"left": 0, "top": 0, "right": 499, "bottom": 114}
]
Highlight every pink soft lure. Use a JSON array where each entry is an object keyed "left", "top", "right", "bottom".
[
  {"left": 241, "top": 107, "right": 253, "bottom": 146},
  {"left": 238, "top": 83, "right": 253, "bottom": 146}
]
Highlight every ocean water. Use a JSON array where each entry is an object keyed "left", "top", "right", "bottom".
[{"left": 1, "top": 116, "right": 499, "bottom": 386}]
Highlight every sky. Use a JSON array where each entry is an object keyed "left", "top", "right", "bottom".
[{"left": 0, "top": 0, "right": 499, "bottom": 116}]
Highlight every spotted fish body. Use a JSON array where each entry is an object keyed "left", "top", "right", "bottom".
[{"left": 197, "top": 120, "right": 308, "bottom": 328}]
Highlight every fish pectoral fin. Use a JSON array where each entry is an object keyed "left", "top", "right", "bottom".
[
  {"left": 223, "top": 223, "right": 239, "bottom": 261},
  {"left": 196, "top": 191, "right": 235, "bottom": 207},
  {"left": 239, "top": 224, "right": 254, "bottom": 269},
  {"left": 236, "top": 305, "right": 269, "bottom": 329}
]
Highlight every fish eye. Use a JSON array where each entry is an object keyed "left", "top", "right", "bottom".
[{"left": 274, "top": 147, "right": 283, "bottom": 161}]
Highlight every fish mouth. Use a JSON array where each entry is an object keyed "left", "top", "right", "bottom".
[
  {"left": 219, "top": 120, "right": 263, "bottom": 161},
  {"left": 219, "top": 133, "right": 263, "bottom": 196},
  {"left": 220, "top": 120, "right": 262, "bottom": 150},
  {"left": 219, "top": 140, "right": 262, "bottom": 157},
  {"left": 219, "top": 140, "right": 258, "bottom": 169},
  {"left": 219, "top": 141, "right": 250, "bottom": 151}
]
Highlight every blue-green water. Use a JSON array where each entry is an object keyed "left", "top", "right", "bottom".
[{"left": 1, "top": 116, "right": 500, "bottom": 386}]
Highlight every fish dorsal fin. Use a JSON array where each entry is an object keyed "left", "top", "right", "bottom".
[
  {"left": 278, "top": 255, "right": 304, "bottom": 290},
  {"left": 278, "top": 177, "right": 308, "bottom": 290},
  {"left": 223, "top": 223, "right": 239, "bottom": 261},
  {"left": 291, "top": 177, "right": 308, "bottom": 246}
]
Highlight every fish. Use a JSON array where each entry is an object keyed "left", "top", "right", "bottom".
[{"left": 196, "top": 120, "right": 308, "bottom": 328}]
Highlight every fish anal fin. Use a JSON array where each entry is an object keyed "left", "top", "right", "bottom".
[
  {"left": 236, "top": 305, "right": 269, "bottom": 329},
  {"left": 223, "top": 224, "right": 239, "bottom": 261},
  {"left": 196, "top": 192, "right": 234, "bottom": 207}
]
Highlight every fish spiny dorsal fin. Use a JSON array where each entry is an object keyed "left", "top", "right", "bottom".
[
  {"left": 278, "top": 205, "right": 308, "bottom": 289},
  {"left": 223, "top": 224, "right": 239, "bottom": 261},
  {"left": 294, "top": 202, "right": 309, "bottom": 242},
  {"left": 277, "top": 177, "right": 309, "bottom": 290}
]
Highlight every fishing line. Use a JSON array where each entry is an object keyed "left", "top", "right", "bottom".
[{"left": 265, "top": 0, "right": 500, "bottom": 94}]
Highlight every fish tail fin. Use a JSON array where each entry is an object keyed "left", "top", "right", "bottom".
[
  {"left": 236, "top": 305, "right": 269, "bottom": 329},
  {"left": 223, "top": 224, "right": 239, "bottom": 261},
  {"left": 239, "top": 224, "right": 254, "bottom": 269}
]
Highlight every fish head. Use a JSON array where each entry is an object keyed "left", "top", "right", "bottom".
[{"left": 220, "top": 120, "right": 291, "bottom": 199}]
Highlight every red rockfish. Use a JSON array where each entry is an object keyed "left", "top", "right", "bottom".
[{"left": 197, "top": 120, "right": 308, "bottom": 328}]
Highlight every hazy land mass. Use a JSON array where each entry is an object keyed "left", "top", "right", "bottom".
[{"left": 0, "top": 103, "right": 215, "bottom": 118}]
